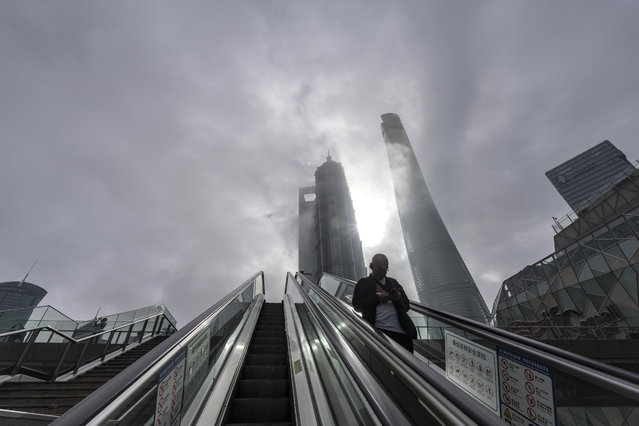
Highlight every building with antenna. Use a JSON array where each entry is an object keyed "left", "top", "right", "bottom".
[
  {"left": 298, "top": 155, "right": 366, "bottom": 283},
  {"left": 380, "top": 113, "right": 490, "bottom": 322}
]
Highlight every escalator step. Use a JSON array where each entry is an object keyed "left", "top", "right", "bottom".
[
  {"left": 227, "top": 397, "right": 290, "bottom": 423},
  {"left": 253, "top": 329, "right": 285, "bottom": 336},
  {"left": 251, "top": 336, "right": 286, "bottom": 345},
  {"left": 248, "top": 344, "right": 286, "bottom": 355},
  {"left": 255, "top": 323, "right": 284, "bottom": 329},
  {"left": 242, "top": 365, "right": 287, "bottom": 380},
  {"left": 244, "top": 354, "right": 287, "bottom": 365},
  {"left": 236, "top": 379, "right": 289, "bottom": 398},
  {"left": 254, "top": 322, "right": 284, "bottom": 329},
  {"left": 226, "top": 423, "right": 291, "bottom": 426}
]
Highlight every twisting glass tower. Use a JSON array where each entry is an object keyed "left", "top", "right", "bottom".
[{"left": 381, "top": 113, "right": 490, "bottom": 322}]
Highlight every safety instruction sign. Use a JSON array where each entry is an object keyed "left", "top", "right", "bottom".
[
  {"left": 497, "top": 347, "right": 556, "bottom": 426},
  {"left": 445, "top": 331, "right": 498, "bottom": 413},
  {"left": 183, "top": 325, "right": 211, "bottom": 409},
  {"left": 154, "top": 348, "right": 187, "bottom": 426}
]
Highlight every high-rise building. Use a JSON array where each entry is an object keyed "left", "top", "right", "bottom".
[
  {"left": 0, "top": 281, "right": 47, "bottom": 333},
  {"left": 298, "top": 186, "right": 317, "bottom": 279},
  {"left": 298, "top": 155, "right": 366, "bottom": 282},
  {"left": 380, "top": 113, "right": 490, "bottom": 322},
  {"left": 546, "top": 140, "right": 636, "bottom": 215}
]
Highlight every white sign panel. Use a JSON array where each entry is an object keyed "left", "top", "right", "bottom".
[
  {"left": 183, "top": 325, "right": 211, "bottom": 408},
  {"left": 498, "top": 347, "right": 556, "bottom": 426},
  {"left": 445, "top": 331, "right": 498, "bottom": 413},
  {"left": 154, "top": 348, "right": 187, "bottom": 426}
]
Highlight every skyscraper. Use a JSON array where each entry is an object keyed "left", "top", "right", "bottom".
[
  {"left": 546, "top": 140, "right": 636, "bottom": 215},
  {"left": 0, "top": 281, "right": 47, "bottom": 333},
  {"left": 298, "top": 186, "right": 317, "bottom": 279},
  {"left": 380, "top": 113, "right": 490, "bottom": 322},
  {"left": 298, "top": 155, "right": 366, "bottom": 282}
]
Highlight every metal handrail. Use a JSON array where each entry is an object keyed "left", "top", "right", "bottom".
[
  {"left": 0, "top": 312, "right": 174, "bottom": 344},
  {"left": 319, "top": 272, "right": 639, "bottom": 393},
  {"left": 52, "top": 271, "right": 264, "bottom": 426},
  {"left": 295, "top": 272, "right": 499, "bottom": 425},
  {"left": 1, "top": 311, "right": 177, "bottom": 380},
  {"left": 288, "top": 273, "right": 408, "bottom": 425},
  {"left": 409, "top": 302, "right": 639, "bottom": 391}
]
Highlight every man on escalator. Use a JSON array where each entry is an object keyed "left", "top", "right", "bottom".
[{"left": 353, "top": 253, "right": 417, "bottom": 353}]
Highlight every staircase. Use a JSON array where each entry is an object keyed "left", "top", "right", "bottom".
[
  {"left": 0, "top": 335, "right": 168, "bottom": 417},
  {"left": 225, "top": 302, "right": 293, "bottom": 425}
]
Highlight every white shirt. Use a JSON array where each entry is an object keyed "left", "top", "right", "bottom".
[{"left": 374, "top": 277, "right": 406, "bottom": 335}]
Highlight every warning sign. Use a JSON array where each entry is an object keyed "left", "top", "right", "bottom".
[
  {"left": 154, "top": 348, "right": 187, "bottom": 426},
  {"left": 497, "top": 347, "right": 556, "bottom": 426},
  {"left": 445, "top": 331, "right": 498, "bottom": 413},
  {"left": 183, "top": 325, "right": 211, "bottom": 409}
]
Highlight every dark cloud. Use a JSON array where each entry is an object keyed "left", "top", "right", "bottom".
[{"left": 1, "top": 1, "right": 638, "bottom": 325}]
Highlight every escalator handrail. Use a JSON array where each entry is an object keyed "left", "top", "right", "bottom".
[
  {"left": 295, "top": 272, "right": 499, "bottom": 425},
  {"left": 287, "top": 273, "right": 403, "bottom": 425},
  {"left": 52, "top": 271, "right": 264, "bottom": 425},
  {"left": 319, "top": 272, "right": 639, "bottom": 397}
]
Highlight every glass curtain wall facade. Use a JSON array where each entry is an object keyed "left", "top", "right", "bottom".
[
  {"left": 546, "top": 140, "right": 636, "bottom": 215},
  {"left": 380, "top": 113, "right": 490, "bottom": 322},
  {"left": 298, "top": 156, "right": 366, "bottom": 282},
  {"left": 0, "top": 281, "right": 47, "bottom": 334},
  {"left": 493, "top": 206, "right": 639, "bottom": 340}
]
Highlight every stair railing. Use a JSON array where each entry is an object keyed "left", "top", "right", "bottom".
[
  {"left": 0, "top": 311, "right": 177, "bottom": 381},
  {"left": 51, "top": 271, "right": 264, "bottom": 426}
]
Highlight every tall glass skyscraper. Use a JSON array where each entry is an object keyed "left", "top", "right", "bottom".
[
  {"left": 380, "top": 113, "right": 490, "bottom": 322},
  {"left": 298, "top": 155, "right": 366, "bottom": 282}
]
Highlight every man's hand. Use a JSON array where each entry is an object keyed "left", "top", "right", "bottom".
[
  {"left": 378, "top": 292, "right": 390, "bottom": 303},
  {"left": 388, "top": 289, "right": 401, "bottom": 302}
]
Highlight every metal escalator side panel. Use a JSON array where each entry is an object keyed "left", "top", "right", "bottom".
[
  {"left": 283, "top": 293, "right": 320, "bottom": 426},
  {"left": 52, "top": 272, "right": 265, "bottom": 426},
  {"left": 300, "top": 272, "right": 500, "bottom": 425},
  {"left": 194, "top": 296, "right": 265, "bottom": 425},
  {"left": 406, "top": 301, "right": 639, "bottom": 416},
  {"left": 87, "top": 295, "right": 264, "bottom": 426},
  {"left": 319, "top": 272, "right": 639, "bottom": 425},
  {"left": 287, "top": 272, "right": 410, "bottom": 426}
]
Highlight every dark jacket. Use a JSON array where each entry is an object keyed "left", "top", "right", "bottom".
[{"left": 352, "top": 275, "right": 417, "bottom": 339}]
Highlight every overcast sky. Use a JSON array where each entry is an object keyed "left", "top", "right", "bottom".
[{"left": 2, "top": 1, "right": 638, "bottom": 327}]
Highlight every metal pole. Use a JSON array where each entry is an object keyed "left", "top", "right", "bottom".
[
  {"left": 12, "top": 329, "right": 41, "bottom": 375},
  {"left": 74, "top": 341, "right": 90, "bottom": 375},
  {"left": 122, "top": 324, "right": 134, "bottom": 351},
  {"left": 53, "top": 340, "right": 73, "bottom": 381},
  {"left": 101, "top": 331, "right": 115, "bottom": 362}
]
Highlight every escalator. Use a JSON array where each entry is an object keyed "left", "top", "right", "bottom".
[
  {"left": 43, "top": 270, "right": 639, "bottom": 425},
  {"left": 224, "top": 303, "right": 292, "bottom": 425}
]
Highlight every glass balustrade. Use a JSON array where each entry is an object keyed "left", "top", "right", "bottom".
[
  {"left": 285, "top": 273, "right": 376, "bottom": 425},
  {"left": 315, "top": 272, "right": 639, "bottom": 425},
  {"left": 76, "top": 273, "right": 263, "bottom": 425}
]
